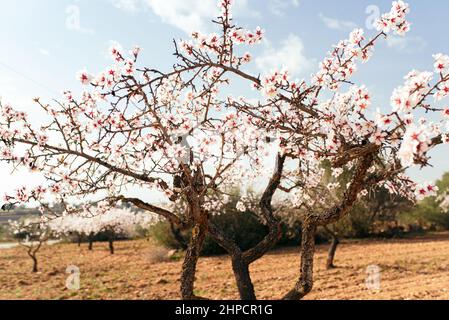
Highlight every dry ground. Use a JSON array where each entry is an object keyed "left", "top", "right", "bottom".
[{"left": 1, "top": 233, "right": 449, "bottom": 300}]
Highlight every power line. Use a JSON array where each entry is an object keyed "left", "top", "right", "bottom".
[{"left": 0, "top": 60, "right": 60, "bottom": 96}]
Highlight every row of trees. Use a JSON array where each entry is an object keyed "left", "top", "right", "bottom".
[
  {"left": 9, "top": 208, "right": 156, "bottom": 272},
  {"left": 1, "top": 0, "right": 448, "bottom": 299}
]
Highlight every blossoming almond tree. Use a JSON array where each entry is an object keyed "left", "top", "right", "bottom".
[
  {"left": 50, "top": 208, "right": 156, "bottom": 254},
  {"left": 0, "top": 0, "right": 272, "bottom": 299},
  {"left": 9, "top": 218, "right": 49, "bottom": 273},
  {"left": 162, "top": 0, "right": 449, "bottom": 299},
  {"left": 0, "top": 0, "right": 448, "bottom": 300}
]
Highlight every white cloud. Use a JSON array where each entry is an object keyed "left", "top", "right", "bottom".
[
  {"left": 256, "top": 34, "right": 316, "bottom": 77},
  {"left": 111, "top": 0, "right": 140, "bottom": 12},
  {"left": 268, "top": 0, "right": 300, "bottom": 16},
  {"left": 38, "top": 48, "right": 50, "bottom": 56},
  {"left": 110, "top": 0, "right": 253, "bottom": 34},
  {"left": 318, "top": 13, "right": 357, "bottom": 31},
  {"left": 144, "top": 0, "right": 217, "bottom": 34},
  {"left": 386, "top": 35, "right": 426, "bottom": 54}
]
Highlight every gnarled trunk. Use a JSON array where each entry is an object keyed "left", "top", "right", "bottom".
[
  {"left": 180, "top": 222, "right": 207, "bottom": 300},
  {"left": 206, "top": 155, "right": 286, "bottom": 301},
  {"left": 283, "top": 153, "right": 376, "bottom": 299},
  {"left": 283, "top": 223, "right": 316, "bottom": 300}
]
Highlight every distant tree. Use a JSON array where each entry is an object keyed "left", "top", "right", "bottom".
[
  {"left": 9, "top": 218, "right": 49, "bottom": 273},
  {"left": 49, "top": 208, "right": 155, "bottom": 254}
]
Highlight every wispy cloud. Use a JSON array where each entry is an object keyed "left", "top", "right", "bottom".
[
  {"left": 110, "top": 0, "right": 255, "bottom": 34},
  {"left": 111, "top": 0, "right": 140, "bottom": 12},
  {"left": 318, "top": 13, "right": 357, "bottom": 31},
  {"left": 144, "top": 0, "right": 217, "bottom": 34},
  {"left": 256, "top": 34, "right": 316, "bottom": 77},
  {"left": 38, "top": 48, "right": 50, "bottom": 56},
  {"left": 268, "top": 0, "right": 300, "bottom": 16}
]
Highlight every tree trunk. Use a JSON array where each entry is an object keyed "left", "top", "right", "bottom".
[
  {"left": 109, "top": 239, "right": 114, "bottom": 255},
  {"left": 231, "top": 256, "right": 256, "bottom": 300},
  {"left": 88, "top": 238, "right": 93, "bottom": 251},
  {"left": 323, "top": 226, "right": 339, "bottom": 270},
  {"left": 207, "top": 222, "right": 257, "bottom": 300},
  {"left": 180, "top": 222, "right": 207, "bottom": 300},
  {"left": 31, "top": 255, "right": 38, "bottom": 273},
  {"left": 326, "top": 234, "right": 339, "bottom": 270},
  {"left": 283, "top": 223, "right": 316, "bottom": 300},
  {"left": 77, "top": 235, "right": 82, "bottom": 247}
]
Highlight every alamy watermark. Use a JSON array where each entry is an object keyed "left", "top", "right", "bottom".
[
  {"left": 66, "top": 265, "right": 81, "bottom": 291},
  {"left": 365, "top": 264, "right": 381, "bottom": 291}
]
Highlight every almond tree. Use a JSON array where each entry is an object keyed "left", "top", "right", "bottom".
[
  {"left": 162, "top": 0, "right": 449, "bottom": 299},
  {"left": 0, "top": 0, "right": 269, "bottom": 299},
  {"left": 9, "top": 218, "right": 49, "bottom": 273},
  {"left": 49, "top": 207, "right": 155, "bottom": 254}
]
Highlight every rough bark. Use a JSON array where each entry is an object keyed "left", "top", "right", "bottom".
[
  {"left": 180, "top": 221, "right": 207, "bottom": 300},
  {"left": 231, "top": 256, "right": 256, "bottom": 300},
  {"left": 283, "top": 223, "right": 316, "bottom": 300}
]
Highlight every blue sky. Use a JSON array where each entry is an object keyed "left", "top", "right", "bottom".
[{"left": 0, "top": 0, "right": 448, "bottom": 199}]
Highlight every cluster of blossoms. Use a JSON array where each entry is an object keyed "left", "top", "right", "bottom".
[
  {"left": 179, "top": 0, "right": 263, "bottom": 70},
  {"left": 391, "top": 70, "right": 434, "bottom": 113},
  {"left": 310, "top": 1, "right": 409, "bottom": 92},
  {"left": 398, "top": 123, "right": 432, "bottom": 167},
  {"left": 76, "top": 43, "right": 141, "bottom": 88},
  {"left": 393, "top": 56, "right": 449, "bottom": 167},
  {"left": 375, "top": 0, "right": 411, "bottom": 35},
  {"left": 414, "top": 182, "right": 439, "bottom": 201}
]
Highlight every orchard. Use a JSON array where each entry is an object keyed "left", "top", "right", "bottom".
[{"left": 0, "top": 0, "right": 448, "bottom": 301}]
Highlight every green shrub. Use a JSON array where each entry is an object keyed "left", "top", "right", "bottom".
[
  {"left": 149, "top": 211, "right": 269, "bottom": 256},
  {"left": 149, "top": 221, "right": 188, "bottom": 250},
  {"left": 202, "top": 211, "right": 268, "bottom": 256}
]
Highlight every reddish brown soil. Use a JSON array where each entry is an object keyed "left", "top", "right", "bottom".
[{"left": 1, "top": 233, "right": 449, "bottom": 300}]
